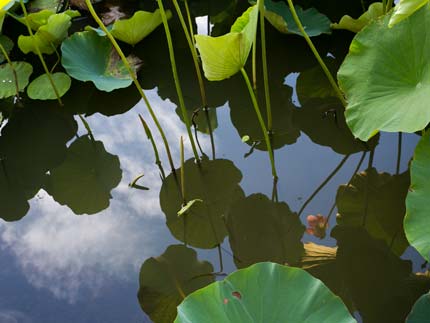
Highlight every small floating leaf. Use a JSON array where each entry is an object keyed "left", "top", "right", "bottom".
[
  {"left": 27, "top": 72, "right": 71, "bottom": 100},
  {"left": 0, "top": 61, "right": 33, "bottom": 99},
  {"left": 111, "top": 10, "right": 169, "bottom": 46},
  {"left": 195, "top": 5, "right": 258, "bottom": 81},
  {"left": 389, "top": 0, "right": 429, "bottom": 27},
  {"left": 61, "top": 31, "right": 133, "bottom": 91},
  {"left": 177, "top": 199, "right": 203, "bottom": 217},
  {"left": 332, "top": 2, "right": 383, "bottom": 33},
  {"left": 175, "top": 262, "right": 356, "bottom": 323}
]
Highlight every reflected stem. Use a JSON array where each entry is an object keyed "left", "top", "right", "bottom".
[
  {"left": 396, "top": 132, "right": 402, "bottom": 175},
  {"left": 78, "top": 114, "right": 95, "bottom": 142},
  {"left": 285, "top": 0, "right": 347, "bottom": 108},
  {"left": 271, "top": 176, "right": 279, "bottom": 202},
  {"left": 240, "top": 67, "right": 277, "bottom": 179},
  {"left": 362, "top": 147, "right": 375, "bottom": 227},
  {"left": 84, "top": 0, "right": 176, "bottom": 174},
  {"left": 298, "top": 154, "right": 351, "bottom": 217},
  {"left": 19, "top": 0, "right": 63, "bottom": 106},
  {"left": 217, "top": 244, "right": 224, "bottom": 273},
  {"left": 258, "top": 0, "right": 273, "bottom": 132},
  {"left": 172, "top": 0, "right": 216, "bottom": 159},
  {"left": 180, "top": 136, "right": 186, "bottom": 205},
  {"left": 0, "top": 43, "right": 20, "bottom": 101},
  {"left": 157, "top": 0, "right": 200, "bottom": 162},
  {"left": 138, "top": 115, "right": 166, "bottom": 180}
]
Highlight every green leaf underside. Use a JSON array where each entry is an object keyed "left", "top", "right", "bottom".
[
  {"left": 111, "top": 9, "right": 169, "bottom": 46},
  {"left": 406, "top": 291, "right": 430, "bottom": 323},
  {"left": 332, "top": 2, "right": 384, "bottom": 33},
  {"left": 338, "top": 4, "right": 430, "bottom": 141},
  {"left": 61, "top": 31, "right": 132, "bottom": 92},
  {"left": 195, "top": 5, "right": 258, "bottom": 81},
  {"left": 0, "top": 61, "right": 33, "bottom": 98},
  {"left": 405, "top": 132, "right": 430, "bottom": 262},
  {"left": 27, "top": 72, "right": 71, "bottom": 100},
  {"left": 18, "top": 13, "right": 72, "bottom": 55},
  {"left": 264, "top": 0, "right": 331, "bottom": 36},
  {"left": 175, "top": 262, "right": 356, "bottom": 323},
  {"left": 45, "top": 136, "right": 122, "bottom": 215},
  {"left": 389, "top": 0, "right": 429, "bottom": 27}
]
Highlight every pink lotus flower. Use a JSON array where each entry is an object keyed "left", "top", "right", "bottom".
[{"left": 306, "top": 214, "right": 328, "bottom": 239}]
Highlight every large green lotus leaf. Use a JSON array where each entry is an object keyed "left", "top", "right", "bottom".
[
  {"left": 18, "top": 13, "right": 72, "bottom": 54},
  {"left": 405, "top": 132, "right": 430, "bottom": 262},
  {"left": 195, "top": 5, "right": 258, "bottom": 81},
  {"left": 389, "top": 0, "right": 429, "bottom": 27},
  {"left": 338, "top": 5, "right": 430, "bottom": 141},
  {"left": 226, "top": 193, "right": 305, "bottom": 269},
  {"left": 0, "top": 61, "right": 33, "bottom": 99},
  {"left": 175, "top": 262, "right": 356, "bottom": 323},
  {"left": 159, "top": 158, "right": 244, "bottom": 249},
  {"left": 264, "top": 0, "right": 331, "bottom": 37},
  {"left": 138, "top": 245, "right": 214, "bottom": 323},
  {"left": 61, "top": 31, "right": 133, "bottom": 92},
  {"left": 407, "top": 291, "right": 430, "bottom": 323},
  {"left": 336, "top": 167, "right": 410, "bottom": 256},
  {"left": 27, "top": 72, "right": 71, "bottom": 100},
  {"left": 331, "top": 2, "right": 383, "bottom": 33},
  {"left": 111, "top": 10, "right": 169, "bottom": 46},
  {"left": 45, "top": 136, "right": 122, "bottom": 215},
  {"left": 0, "top": 35, "right": 13, "bottom": 64}
]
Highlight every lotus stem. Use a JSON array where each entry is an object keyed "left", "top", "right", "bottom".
[
  {"left": 172, "top": 0, "right": 216, "bottom": 160},
  {"left": 387, "top": 0, "right": 393, "bottom": 11},
  {"left": 84, "top": 0, "right": 176, "bottom": 173},
  {"left": 258, "top": 0, "right": 273, "bottom": 132},
  {"left": 139, "top": 114, "right": 166, "bottom": 180},
  {"left": 180, "top": 136, "right": 186, "bottom": 205},
  {"left": 240, "top": 67, "right": 277, "bottom": 179},
  {"left": 19, "top": 0, "right": 63, "bottom": 105},
  {"left": 0, "top": 43, "right": 20, "bottom": 100},
  {"left": 285, "top": 0, "right": 347, "bottom": 108},
  {"left": 156, "top": 0, "right": 200, "bottom": 162}
]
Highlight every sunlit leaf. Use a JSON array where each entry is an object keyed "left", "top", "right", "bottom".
[
  {"left": 389, "top": 0, "right": 429, "bottom": 27},
  {"left": 27, "top": 72, "right": 71, "bottom": 100},
  {"left": 0, "top": 61, "right": 33, "bottom": 98}
]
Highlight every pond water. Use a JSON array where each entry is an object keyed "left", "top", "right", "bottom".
[{"left": 1, "top": 2, "right": 429, "bottom": 323}]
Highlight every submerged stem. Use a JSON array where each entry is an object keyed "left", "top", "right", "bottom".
[
  {"left": 240, "top": 67, "right": 277, "bottom": 179},
  {"left": 285, "top": 0, "right": 347, "bottom": 107},
  {"left": 84, "top": 0, "right": 175, "bottom": 172},
  {"left": 180, "top": 136, "right": 186, "bottom": 205},
  {"left": 156, "top": 0, "right": 200, "bottom": 162},
  {"left": 19, "top": 0, "right": 62, "bottom": 105}
]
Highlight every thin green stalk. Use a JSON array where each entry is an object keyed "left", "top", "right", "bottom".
[
  {"left": 183, "top": 0, "right": 194, "bottom": 36},
  {"left": 84, "top": 0, "right": 175, "bottom": 172},
  {"left": 156, "top": 0, "right": 200, "bottom": 162},
  {"left": 139, "top": 114, "right": 166, "bottom": 180},
  {"left": 19, "top": 0, "right": 62, "bottom": 105},
  {"left": 286, "top": 0, "right": 347, "bottom": 107},
  {"left": 180, "top": 136, "right": 186, "bottom": 205},
  {"left": 0, "top": 43, "right": 20, "bottom": 99},
  {"left": 258, "top": 0, "right": 273, "bottom": 132},
  {"left": 382, "top": 0, "right": 387, "bottom": 13},
  {"left": 172, "top": 0, "right": 216, "bottom": 159},
  {"left": 387, "top": 0, "right": 393, "bottom": 11},
  {"left": 240, "top": 67, "right": 277, "bottom": 179},
  {"left": 252, "top": 31, "right": 257, "bottom": 91}
]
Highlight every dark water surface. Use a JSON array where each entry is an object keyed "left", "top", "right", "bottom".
[{"left": 1, "top": 5, "right": 429, "bottom": 323}]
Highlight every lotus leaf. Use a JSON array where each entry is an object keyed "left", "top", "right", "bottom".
[
  {"left": 338, "top": 5, "right": 430, "bottom": 141},
  {"left": 61, "top": 31, "right": 134, "bottom": 92},
  {"left": 332, "top": 3, "right": 384, "bottom": 33},
  {"left": 138, "top": 245, "right": 214, "bottom": 323},
  {"left": 405, "top": 132, "right": 430, "bottom": 262},
  {"left": 27, "top": 72, "right": 71, "bottom": 100},
  {"left": 389, "top": 0, "right": 429, "bottom": 27},
  {"left": 0, "top": 35, "right": 13, "bottom": 64},
  {"left": 0, "top": 61, "right": 33, "bottom": 98},
  {"left": 407, "top": 291, "right": 430, "bottom": 323},
  {"left": 175, "top": 262, "right": 356, "bottom": 323}
]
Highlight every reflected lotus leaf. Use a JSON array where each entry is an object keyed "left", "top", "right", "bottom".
[
  {"left": 336, "top": 167, "right": 410, "bottom": 255},
  {"left": 160, "top": 158, "right": 244, "bottom": 249},
  {"left": 138, "top": 244, "right": 214, "bottom": 323},
  {"left": 332, "top": 226, "right": 428, "bottom": 323},
  {"left": 226, "top": 193, "right": 304, "bottom": 268},
  {"left": 0, "top": 104, "right": 77, "bottom": 221},
  {"left": 45, "top": 136, "right": 122, "bottom": 215},
  {"left": 407, "top": 290, "right": 430, "bottom": 323},
  {"left": 338, "top": 5, "right": 430, "bottom": 141},
  {"left": 61, "top": 31, "right": 133, "bottom": 92},
  {"left": 331, "top": 2, "right": 383, "bottom": 33},
  {"left": 264, "top": 0, "right": 331, "bottom": 36},
  {"left": 175, "top": 262, "right": 356, "bottom": 323},
  {"left": 29, "top": 0, "right": 63, "bottom": 12},
  {"left": 405, "top": 132, "right": 430, "bottom": 262},
  {"left": 0, "top": 61, "right": 33, "bottom": 99},
  {"left": 27, "top": 72, "right": 71, "bottom": 100}
]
